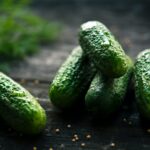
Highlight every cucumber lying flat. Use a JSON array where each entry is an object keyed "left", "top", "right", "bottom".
[
  {"left": 134, "top": 49, "right": 150, "bottom": 120},
  {"left": 49, "top": 46, "right": 96, "bottom": 110},
  {"left": 0, "top": 72, "right": 46, "bottom": 134},
  {"left": 85, "top": 56, "right": 133, "bottom": 117},
  {"left": 79, "top": 21, "right": 128, "bottom": 78}
]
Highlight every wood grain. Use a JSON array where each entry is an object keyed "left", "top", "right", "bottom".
[{"left": 1, "top": 4, "right": 150, "bottom": 150}]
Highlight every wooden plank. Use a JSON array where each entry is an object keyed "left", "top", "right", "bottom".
[
  {"left": 9, "top": 6, "right": 150, "bottom": 80},
  {"left": 0, "top": 82, "right": 149, "bottom": 150},
  {"left": 2, "top": 5, "right": 150, "bottom": 150},
  {"left": 9, "top": 44, "right": 75, "bottom": 81}
]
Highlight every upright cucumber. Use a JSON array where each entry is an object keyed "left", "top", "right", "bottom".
[
  {"left": 79, "top": 21, "right": 128, "bottom": 78},
  {"left": 49, "top": 46, "right": 96, "bottom": 110},
  {"left": 85, "top": 56, "right": 133, "bottom": 117},
  {"left": 134, "top": 49, "right": 150, "bottom": 120},
  {"left": 0, "top": 72, "right": 46, "bottom": 134}
]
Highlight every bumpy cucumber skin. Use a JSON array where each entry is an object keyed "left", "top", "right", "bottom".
[
  {"left": 85, "top": 56, "right": 133, "bottom": 117},
  {"left": 0, "top": 72, "right": 46, "bottom": 134},
  {"left": 79, "top": 21, "right": 128, "bottom": 78},
  {"left": 134, "top": 49, "right": 150, "bottom": 120},
  {"left": 49, "top": 46, "right": 96, "bottom": 110}
]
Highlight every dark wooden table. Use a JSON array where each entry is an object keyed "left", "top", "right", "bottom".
[{"left": 1, "top": 4, "right": 150, "bottom": 150}]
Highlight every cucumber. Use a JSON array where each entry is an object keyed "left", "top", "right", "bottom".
[
  {"left": 85, "top": 56, "right": 133, "bottom": 117},
  {"left": 79, "top": 21, "right": 128, "bottom": 78},
  {"left": 49, "top": 46, "right": 96, "bottom": 110},
  {"left": 0, "top": 72, "right": 46, "bottom": 134},
  {"left": 134, "top": 49, "right": 150, "bottom": 120}
]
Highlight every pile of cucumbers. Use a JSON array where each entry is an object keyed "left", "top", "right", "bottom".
[
  {"left": 50, "top": 21, "right": 150, "bottom": 120},
  {"left": 1, "top": 21, "right": 150, "bottom": 135}
]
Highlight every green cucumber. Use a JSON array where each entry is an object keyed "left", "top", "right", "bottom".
[
  {"left": 0, "top": 72, "right": 46, "bottom": 134},
  {"left": 134, "top": 49, "right": 150, "bottom": 120},
  {"left": 79, "top": 21, "right": 128, "bottom": 78},
  {"left": 49, "top": 46, "right": 96, "bottom": 110},
  {"left": 85, "top": 56, "right": 133, "bottom": 117}
]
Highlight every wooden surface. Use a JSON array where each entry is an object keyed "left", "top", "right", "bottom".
[{"left": 1, "top": 4, "right": 150, "bottom": 150}]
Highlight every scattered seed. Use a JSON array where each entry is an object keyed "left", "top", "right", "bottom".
[
  {"left": 75, "top": 136, "right": 79, "bottom": 141},
  {"left": 73, "top": 134, "right": 79, "bottom": 141},
  {"left": 74, "top": 134, "right": 78, "bottom": 138},
  {"left": 72, "top": 138, "right": 76, "bottom": 142},
  {"left": 33, "top": 146, "right": 37, "bottom": 150},
  {"left": 110, "top": 142, "right": 115, "bottom": 147},
  {"left": 86, "top": 134, "right": 91, "bottom": 139},
  {"left": 81, "top": 143, "right": 86, "bottom": 147},
  {"left": 55, "top": 128, "right": 60, "bottom": 133},
  {"left": 67, "top": 124, "right": 71, "bottom": 128}
]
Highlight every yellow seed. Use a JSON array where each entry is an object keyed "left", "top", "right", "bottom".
[
  {"left": 110, "top": 142, "right": 115, "bottom": 147},
  {"left": 147, "top": 129, "right": 150, "bottom": 133},
  {"left": 72, "top": 138, "right": 76, "bottom": 142},
  {"left": 75, "top": 137, "right": 79, "bottom": 141},
  {"left": 74, "top": 134, "right": 78, "bottom": 138},
  {"left": 86, "top": 134, "right": 91, "bottom": 139},
  {"left": 49, "top": 148, "right": 53, "bottom": 150},
  {"left": 55, "top": 128, "right": 60, "bottom": 133},
  {"left": 67, "top": 124, "right": 71, "bottom": 128},
  {"left": 81, "top": 143, "right": 85, "bottom": 147}
]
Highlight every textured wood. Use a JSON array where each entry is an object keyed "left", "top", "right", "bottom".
[
  {"left": 0, "top": 81, "right": 149, "bottom": 150},
  {"left": 10, "top": 5, "right": 150, "bottom": 81},
  {"left": 2, "top": 4, "right": 150, "bottom": 150}
]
